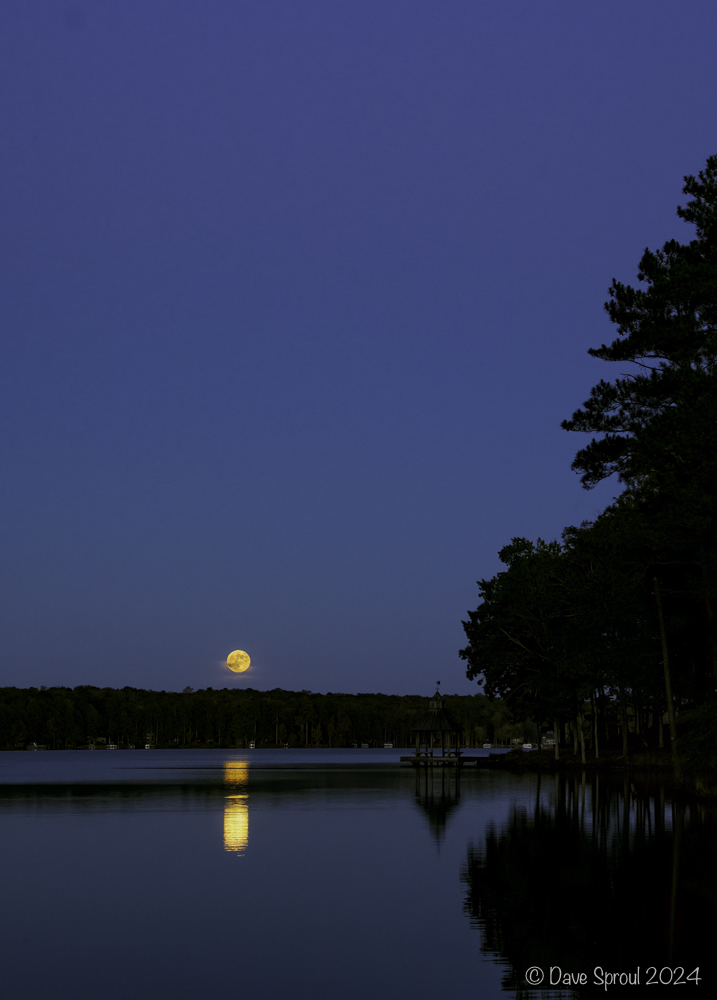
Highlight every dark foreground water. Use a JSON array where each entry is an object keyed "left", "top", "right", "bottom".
[{"left": 1, "top": 750, "right": 716, "bottom": 999}]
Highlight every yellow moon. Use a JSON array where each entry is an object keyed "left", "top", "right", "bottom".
[{"left": 226, "top": 650, "right": 250, "bottom": 673}]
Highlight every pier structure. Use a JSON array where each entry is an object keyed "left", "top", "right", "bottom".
[{"left": 402, "top": 686, "right": 464, "bottom": 768}]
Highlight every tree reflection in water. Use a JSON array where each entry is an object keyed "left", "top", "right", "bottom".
[{"left": 462, "top": 774, "right": 717, "bottom": 994}]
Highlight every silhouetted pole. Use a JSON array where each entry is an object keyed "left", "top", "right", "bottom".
[
  {"left": 653, "top": 575, "right": 679, "bottom": 774},
  {"left": 577, "top": 711, "right": 586, "bottom": 764},
  {"left": 699, "top": 553, "right": 717, "bottom": 690}
]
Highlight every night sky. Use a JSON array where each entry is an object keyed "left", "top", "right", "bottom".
[{"left": 1, "top": 1, "right": 715, "bottom": 695}]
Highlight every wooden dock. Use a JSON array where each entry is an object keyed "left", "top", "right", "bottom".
[{"left": 401, "top": 755, "right": 477, "bottom": 768}]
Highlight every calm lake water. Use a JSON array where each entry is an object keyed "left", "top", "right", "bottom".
[{"left": 1, "top": 749, "right": 715, "bottom": 999}]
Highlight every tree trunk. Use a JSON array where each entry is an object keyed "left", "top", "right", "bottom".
[
  {"left": 699, "top": 554, "right": 717, "bottom": 691},
  {"left": 553, "top": 718, "right": 560, "bottom": 761},
  {"left": 578, "top": 712, "right": 586, "bottom": 765},
  {"left": 653, "top": 576, "right": 679, "bottom": 773},
  {"left": 619, "top": 688, "right": 629, "bottom": 761},
  {"left": 591, "top": 693, "right": 599, "bottom": 760}
]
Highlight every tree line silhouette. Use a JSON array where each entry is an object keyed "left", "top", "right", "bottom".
[
  {"left": 460, "top": 156, "right": 717, "bottom": 769},
  {"left": 0, "top": 684, "right": 523, "bottom": 750}
]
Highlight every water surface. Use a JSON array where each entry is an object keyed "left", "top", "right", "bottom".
[{"left": 1, "top": 750, "right": 715, "bottom": 998}]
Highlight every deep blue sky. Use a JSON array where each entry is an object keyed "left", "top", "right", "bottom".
[{"left": 1, "top": 1, "right": 715, "bottom": 695}]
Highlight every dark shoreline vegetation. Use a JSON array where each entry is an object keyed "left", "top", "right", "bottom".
[
  {"left": 1, "top": 679, "right": 714, "bottom": 783},
  {"left": 0, "top": 684, "right": 520, "bottom": 751},
  {"left": 460, "top": 156, "right": 717, "bottom": 781}
]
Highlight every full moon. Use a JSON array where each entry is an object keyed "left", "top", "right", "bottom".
[{"left": 226, "top": 650, "right": 251, "bottom": 673}]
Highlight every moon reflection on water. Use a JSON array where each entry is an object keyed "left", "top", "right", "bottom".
[{"left": 223, "top": 761, "right": 249, "bottom": 854}]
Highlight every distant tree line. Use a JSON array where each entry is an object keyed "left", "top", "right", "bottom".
[
  {"left": 460, "top": 156, "right": 717, "bottom": 761},
  {"left": 0, "top": 685, "right": 525, "bottom": 751}
]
